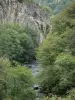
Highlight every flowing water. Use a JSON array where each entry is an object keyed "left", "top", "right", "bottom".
[
  {"left": 25, "top": 60, "right": 42, "bottom": 99},
  {"left": 26, "top": 34, "right": 44, "bottom": 99}
]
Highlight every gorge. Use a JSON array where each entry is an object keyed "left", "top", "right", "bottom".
[{"left": 0, "top": 0, "right": 74, "bottom": 100}]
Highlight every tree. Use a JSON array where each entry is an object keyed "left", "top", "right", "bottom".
[
  {"left": 0, "top": 57, "right": 11, "bottom": 100},
  {"left": 35, "top": 0, "right": 72, "bottom": 14},
  {"left": 37, "top": 1, "right": 75, "bottom": 96},
  {"left": 0, "top": 23, "right": 39, "bottom": 63},
  {"left": 7, "top": 66, "right": 35, "bottom": 100},
  {"left": 0, "top": 57, "right": 36, "bottom": 100}
]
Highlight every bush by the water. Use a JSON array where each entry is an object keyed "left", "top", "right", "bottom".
[
  {"left": 0, "top": 57, "right": 35, "bottom": 100},
  {"left": 37, "top": 1, "right": 75, "bottom": 96},
  {"left": 0, "top": 23, "right": 39, "bottom": 63}
]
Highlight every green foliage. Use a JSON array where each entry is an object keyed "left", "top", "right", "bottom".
[
  {"left": 38, "top": 54, "right": 75, "bottom": 95},
  {"left": 52, "top": 2, "right": 75, "bottom": 34},
  {"left": 37, "top": 1, "right": 75, "bottom": 96},
  {"left": 67, "top": 88, "right": 75, "bottom": 100},
  {"left": 7, "top": 66, "right": 35, "bottom": 100},
  {"left": 40, "top": 5, "right": 51, "bottom": 13},
  {"left": 0, "top": 57, "right": 35, "bottom": 100},
  {"left": 0, "top": 57, "right": 10, "bottom": 100},
  {"left": 38, "top": 88, "right": 75, "bottom": 100},
  {"left": 53, "top": 54, "right": 75, "bottom": 95},
  {"left": 35, "top": 0, "right": 72, "bottom": 14},
  {"left": 24, "top": 25, "right": 39, "bottom": 48},
  {"left": 0, "top": 23, "right": 39, "bottom": 63}
]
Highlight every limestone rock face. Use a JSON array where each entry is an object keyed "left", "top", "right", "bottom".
[{"left": 0, "top": 0, "right": 50, "bottom": 42}]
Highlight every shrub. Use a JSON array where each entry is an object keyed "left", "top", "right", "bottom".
[
  {"left": 0, "top": 23, "right": 39, "bottom": 63},
  {"left": 37, "top": 1, "right": 75, "bottom": 96},
  {"left": 0, "top": 57, "right": 36, "bottom": 100}
]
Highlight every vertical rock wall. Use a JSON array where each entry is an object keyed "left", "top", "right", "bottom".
[{"left": 0, "top": 0, "right": 50, "bottom": 43}]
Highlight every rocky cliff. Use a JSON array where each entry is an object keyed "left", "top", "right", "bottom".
[{"left": 0, "top": 0, "right": 50, "bottom": 42}]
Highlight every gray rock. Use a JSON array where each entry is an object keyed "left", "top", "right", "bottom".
[{"left": 0, "top": 0, "right": 50, "bottom": 43}]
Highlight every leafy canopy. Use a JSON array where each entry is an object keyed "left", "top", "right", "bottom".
[
  {"left": 0, "top": 57, "right": 35, "bottom": 100},
  {"left": 37, "top": 1, "right": 75, "bottom": 96},
  {"left": 0, "top": 23, "right": 39, "bottom": 63}
]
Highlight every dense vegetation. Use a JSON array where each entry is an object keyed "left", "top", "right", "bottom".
[
  {"left": 0, "top": 22, "right": 39, "bottom": 100},
  {"left": 0, "top": 0, "right": 75, "bottom": 100},
  {"left": 35, "top": 0, "right": 72, "bottom": 14},
  {"left": 0, "top": 57, "right": 35, "bottom": 100},
  {"left": 0, "top": 23, "right": 39, "bottom": 63},
  {"left": 37, "top": 1, "right": 75, "bottom": 99}
]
